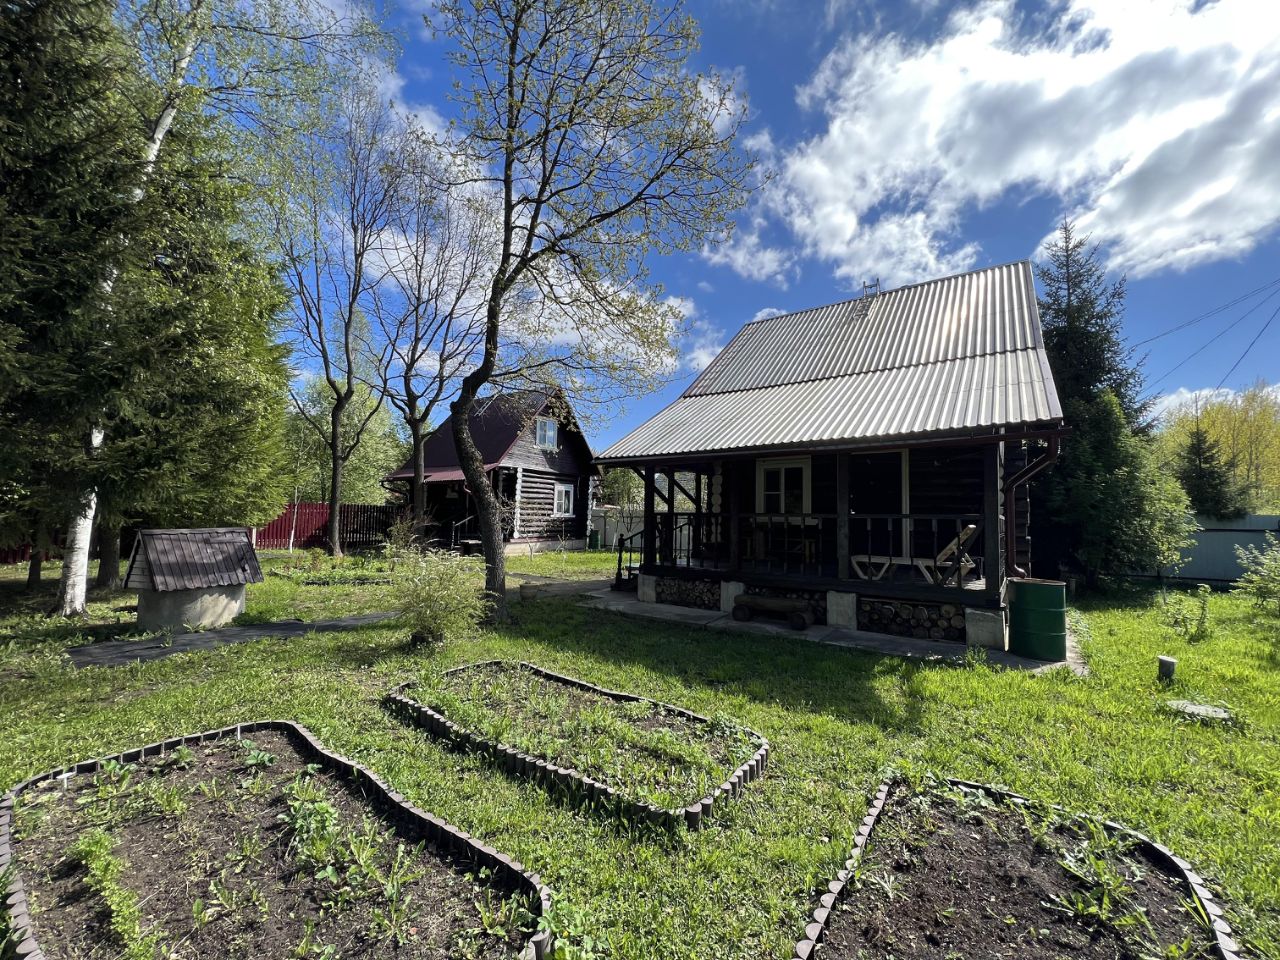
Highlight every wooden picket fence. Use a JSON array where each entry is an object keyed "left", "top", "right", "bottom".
[{"left": 255, "top": 502, "right": 400, "bottom": 551}]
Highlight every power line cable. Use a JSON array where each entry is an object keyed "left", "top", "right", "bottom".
[
  {"left": 1214, "top": 299, "right": 1280, "bottom": 391},
  {"left": 1131, "top": 275, "right": 1280, "bottom": 347},
  {"left": 1147, "top": 285, "right": 1280, "bottom": 389}
]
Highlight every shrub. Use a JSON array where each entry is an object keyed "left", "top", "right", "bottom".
[
  {"left": 1163, "top": 583, "right": 1214, "bottom": 643},
  {"left": 391, "top": 548, "right": 491, "bottom": 642},
  {"left": 1235, "top": 532, "right": 1280, "bottom": 616}
]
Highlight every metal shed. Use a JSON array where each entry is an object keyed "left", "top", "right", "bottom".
[{"left": 124, "top": 528, "right": 264, "bottom": 630}]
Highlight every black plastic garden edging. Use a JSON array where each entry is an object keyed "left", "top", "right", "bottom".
[
  {"left": 0, "top": 720, "right": 553, "bottom": 960},
  {"left": 792, "top": 778, "right": 1246, "bottom": 960},
  {"left": 385, "top": 660, "right": 770, "bottom": 830}
]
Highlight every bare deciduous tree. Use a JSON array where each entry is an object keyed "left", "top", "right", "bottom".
[
  {"left": 368, "top": 137, "right": 490, "bottom": 537},
  {"left": 431, "top": 0, "right": 754, "bottom": 619},
  {"left": 271, "top": 87, "right": 401, "bottom": 556}
]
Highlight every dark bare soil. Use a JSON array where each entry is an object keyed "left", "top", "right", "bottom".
[
  {"left": 818, "top": 787, "right": 1216, "bottom": 960},
  {"left": 11, "top": 730, "right": 534, "bottom": 959}
]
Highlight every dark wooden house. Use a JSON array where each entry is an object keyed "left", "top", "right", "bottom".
[
  {"left": 384, "top": 390, "right": 596, "bottom": 553},
  {"left": 595, "top": 261, "right": 1065, "bottom": 649}
]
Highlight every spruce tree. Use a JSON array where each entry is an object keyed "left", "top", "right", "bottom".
[
  {"left": 1032, "top": 220, "right": 1193, "bottom": 584},
  {"left": 1038, "top": 220, "right": 1150, "bottom": 426},
  {"left": 1176, "top": 422, "right": 1249, "bottom": 520},
  {"left": 87, "top": 112, "right": 293, "bottom": 573},
  {"left": 0, "top": 0, "right": 145, "bottom": 590}
]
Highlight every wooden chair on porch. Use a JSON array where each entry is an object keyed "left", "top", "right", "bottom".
[
  {"left": 850, "top": 523, "right": 979, "bottom": 586},
  {"left": 913, "top": 523, "right": 979, "bottom": 586}
]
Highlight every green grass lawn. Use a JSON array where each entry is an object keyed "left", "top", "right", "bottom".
[
  {"left": 505, "top": 548, "right": 617, "bottom": 580},
  {"left": 1, "top": 567, "right": 1277, "bottom": 959}
]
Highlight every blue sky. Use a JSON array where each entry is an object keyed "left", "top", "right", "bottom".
[{"left": 386, "top": 0, "right": 1280, "bottom": 451}]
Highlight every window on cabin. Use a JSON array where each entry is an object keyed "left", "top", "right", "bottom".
[
  {"left": 535, "top": 418, "right": 558, "bottom": 450},
  {"left": 757, "top": 458, "right": 810, "bottom": 515},
  {"left": 554, "top": 482, "right": 574, "bottom": 516}
]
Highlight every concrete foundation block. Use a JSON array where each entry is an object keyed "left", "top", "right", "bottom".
[
  {"left": 137, "top": 584, "right": 246, "bottom": 631},
  {"left": 964, "top": 606, "right": 1008, "bottom": 651},
  {"left": 637, "top": 573, "right": 657, "bottom": 604},
  {"left": 826, "top": 590, "right": 858, "bottom": 628},
  {"left": 720, "top": 580, "right": 746, "bottom": 614}
]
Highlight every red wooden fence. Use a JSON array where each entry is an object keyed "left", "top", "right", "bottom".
[
  {"left": 255, "top": 502, "right": 400, "bottom": 550},
  {"left": 0, "top": 504, "right": 396, "bottom": 565},
  {"left": 0, "top": 545, "right": 34, "bottom": 565}
]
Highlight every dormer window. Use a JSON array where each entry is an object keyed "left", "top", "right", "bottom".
[{"left": 535, "top": 417, "right": 558, "bottom": 450}]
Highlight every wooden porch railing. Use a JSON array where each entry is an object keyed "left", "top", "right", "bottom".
[{"left": 644, "top": 510, "right": 990, "bottom": 587}]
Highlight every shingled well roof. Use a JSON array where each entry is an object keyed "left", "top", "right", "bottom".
[
  {"left": 124, "top": 528, "right": 264, "bottom": 593},
  {"left": 598, "top": 260, "right": 1063, "bottom": 462}
]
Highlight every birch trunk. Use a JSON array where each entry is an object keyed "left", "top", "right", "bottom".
[
  {"left": 55, "top": 427, "right": 105, "bottom": 615},
  {"left": 51, "top": 31, "right": 199, "bottom": 617}
]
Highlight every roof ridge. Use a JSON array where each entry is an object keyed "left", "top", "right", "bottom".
[
  {"left": 739, "top": 258, "right": 1033, "bottom": 330},
  {"left": 685, "top": 345, "right": 1047, "bottom": 399}
]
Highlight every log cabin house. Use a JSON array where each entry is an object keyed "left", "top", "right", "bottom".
[
  {"left": 595, "top": 261, "right": 1065, "bottom": 649},
  {"left": 384, "top": 390, "right": 596, "bottom": 554}
]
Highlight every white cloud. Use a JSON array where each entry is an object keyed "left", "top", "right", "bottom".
[
  {"left": 698, "top": 67, "right": 749, "bottom": 139},
  {"left": 696, "top": 280, "right": 715, "bottom": 293},
  {"left": 751, "top": 307, "right": 786, "bottom": 322},
  {"left": 730, "top": 0, "right": 1280, "bottom": 286},
  {"left": 664, "top": 295, "right": 728, "bottom": 372},
  {"left": 1153, "top": 383, "right": 1280, "bottom": 420},
  {"left": 684, "top": 322, "right": 726, "bottom": 372},
  {"left": 703, "top": 215, "right": 798, "bottom": 287}
]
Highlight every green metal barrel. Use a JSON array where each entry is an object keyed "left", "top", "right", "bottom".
[{"left": 1008, "top": 578, "right": 1067, "bottom": 661}]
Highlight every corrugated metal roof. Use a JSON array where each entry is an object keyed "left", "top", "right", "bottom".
[
  {"left": 124, "top": 528, "right": 264, "bottom": 592},
  {"left": 600, "top": 261, "right": 1062, "bottom": 461}
]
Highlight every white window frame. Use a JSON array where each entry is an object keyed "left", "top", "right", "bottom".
[
  {"left": 535, "top": 417, "right": 558, "bottom": 450},
  {"left": 755, "top": 456, "right": 811, "bottom": 515},
  {"left": 553, "top": 481, "right": 575, "bottom": 517}
]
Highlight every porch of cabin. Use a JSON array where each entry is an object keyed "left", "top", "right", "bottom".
[{"left": 613, "top": 440, "right": 1029, "bottom": 640}]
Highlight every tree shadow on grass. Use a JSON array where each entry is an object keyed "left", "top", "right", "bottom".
[
  {"left": 489, "top": 598, "right": 933, "bottom": 736},
  {"left": 0, "top": 582, "right": 153, "bottom": 648}
]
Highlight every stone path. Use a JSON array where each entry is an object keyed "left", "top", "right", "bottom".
[
  {"left": 582, "top": 588, "right": 1088, "bottom": 675},
  {"left": 66, "top": 612, "right": 397, "bottom": 669}
]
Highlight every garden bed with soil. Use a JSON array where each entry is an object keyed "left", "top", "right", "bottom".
[
  {"left": 386, "top": 661, "right": 768, "bottom": 829},
  {"left": 795, "top": 779, "right": 1239, "bottom": 960},
  {"left": 1, "top": 721, "right": 551, "bottom": 960}
]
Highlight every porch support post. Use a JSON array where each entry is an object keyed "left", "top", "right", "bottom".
[
  {"left": 664, "top": 468, "right": 676, "bottom": 565},
  {"left": 692, "top": 471, "right": 703, "bottom": 560},
  {"left": 982, "top": 442, "right": 1002, "bottom": 603},
  {"left": 836, "top": 454, "right": 850, "bottom": 580},
  {"left": 643, "top": 464, "right": 657, "bottom": 568},
  {"left": 727, "top": 461, "right": 741, "bottom": 571}
]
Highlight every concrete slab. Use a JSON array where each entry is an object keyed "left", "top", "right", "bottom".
[
  {"left": 517, "top": 578, "right": 613, "bottom": 601},
  {"left": 1166, "top": 700, "right": 1234, "bottom": 723},
  {"left": 580, "top": 589, "right": 1087, "bottom": 674}
]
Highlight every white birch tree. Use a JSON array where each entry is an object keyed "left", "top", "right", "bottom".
[{"left": 52, "top": 0, "right": 384, "bottom": 612}]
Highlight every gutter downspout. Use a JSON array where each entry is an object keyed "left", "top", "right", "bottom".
[{"left": 1003, "top": 435, "right": 1061, "bottom": 578}]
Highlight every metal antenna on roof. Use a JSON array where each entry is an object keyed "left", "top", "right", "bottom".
[{"left": 862, "top": 278, "right": 880, "bottom": 298}]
